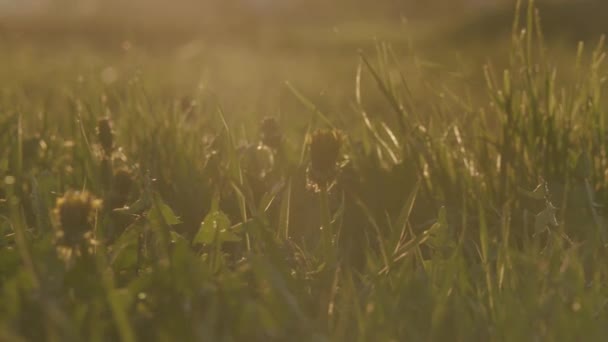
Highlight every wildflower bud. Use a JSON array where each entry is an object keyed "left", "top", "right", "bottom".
[
  {"left": 307, "top": 129, "right": 343, "bottom": 192},
  {"left": 97, "top": 117, "right": 114, "bottom": 156},
  {"left": 259, "top": 117, "right": 283, "bottom": 150}
]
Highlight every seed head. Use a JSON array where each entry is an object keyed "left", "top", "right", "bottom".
[
  {"left": 97, "top": 117, "right": 114, "bottom": 156},
  {"left": 307, "top": 129, "right": 343, "bottom": 191},
  {"left": 53, "top": 191, "right": 102, "bottom": 253},
  {"left": 259, "top": 117, "right": 283, "bottom": 150}
]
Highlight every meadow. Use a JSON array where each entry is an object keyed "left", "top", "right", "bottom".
[{"left": 1, "top": 0, "right": 608, "bottom": 340}]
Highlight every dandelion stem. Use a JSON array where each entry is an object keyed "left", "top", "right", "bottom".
[{"left": 319, "top": 185, "right": 334, "bottom": 262}]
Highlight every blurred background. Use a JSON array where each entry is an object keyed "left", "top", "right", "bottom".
[{"left": 0, "top": 0, "right": 606, "bottom": 118}]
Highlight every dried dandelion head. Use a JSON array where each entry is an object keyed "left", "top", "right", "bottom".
[
  {"left": 97, "top": 117, "right": 114, "bottom": 156},
  {"left": 259, "top": 117, "right": 283, "bottom": 150},
  {"left": 53, "top": 191, "right": 102, "bottom": 260},
  {"left": 307, "top": 129, "right": 344, "bottom": 192}
]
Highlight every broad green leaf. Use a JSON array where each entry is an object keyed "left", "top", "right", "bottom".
[
  {"left": 110, "top": 224, "right": 141, "bottom": 269},
  {"left": 149, "top": 194, "right": 182, "bottom": 226},
  {"left": 194, "top": 210, "right": 240, "bottom": 245}
]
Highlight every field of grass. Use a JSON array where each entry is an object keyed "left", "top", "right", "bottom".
[{"left": 2, "top": 0, "right": 608, "bottom": 340}]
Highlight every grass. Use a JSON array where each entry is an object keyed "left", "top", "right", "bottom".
[{"left": 2, "top": 0, "right": 608, "bottom": 340}]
